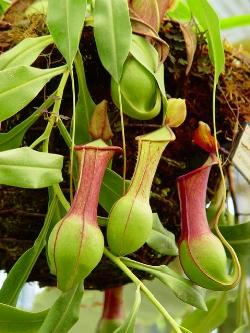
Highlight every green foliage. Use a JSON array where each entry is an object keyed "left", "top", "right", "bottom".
[
  {"left": 114, "top": 286, "right": 141, "bottom": 333},
  {"left": 0, "top": 0, "right": 248, "bottom": 332},
  {"left": 233, "top": 325, "right": 250, "bottom": 333},
  {"left": 0, "top": 0, "right": 10, "bottom": 15},
  {"left": 99, "top": 168, "right": 129, "bottom": 212},
  {"left": 219, "top": 222, "right": 250, "bottom": 257},
  {"left": 167, "top": 0, "right": 191, "bottom": 22},
  {"left": 39, "top": 284, "right": 84, "bottom": 333},
  {"left": 0, "top": 96, "right": 55, "bottom": 151},
  {"left": 0, "top": 35, "right": 53, "bottom": 70},
  {"left": 94, "top": 0, "right": 132, "bottom": 83},
  {"left": 181, "top": 294, "right": 228, "bottom": 333},
  {"left": 186, "top": 0, "right": 224, "bottom": 83},
  {"left": 146, "top": 213, "right": 178, "bottom": 256},
  {"left": 0, "top": 147, "right": 63, "bottom": 188},
  {"left": 0, "top": 65, "right": 66, "bottom": 121},
  {"left": 47, "top": 0, "right": 87, "bottom": 66},
  {"left": 220, "top": 15, "right": 250, "bottom": 30},
  {"left": 0, "top": 303, "right": 47, "bottom": 333},
  {"left": 122, "top": 258, "right": 207, "bottom": 311},
  {"left": 74, "top": 52, "right": 96, "bottom": 144},
  {"left": 0, "top": 196, "right": 58, "bottom": 306}
]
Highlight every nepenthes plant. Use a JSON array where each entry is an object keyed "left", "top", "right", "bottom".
[{"left": 0, "top": 0, "right": 250, "bottom": 332}]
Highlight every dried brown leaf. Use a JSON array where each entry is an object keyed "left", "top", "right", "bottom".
[
  {"left": 180, "top": 23, "right": 197, "bottom": 75},
  {"left": 131, "top": 17, "right": 169, "bottom": 63}
]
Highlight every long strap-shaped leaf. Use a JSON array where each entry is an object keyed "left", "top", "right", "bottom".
[
  {"left": 219, "top": 222, "right": 250, "bottom": 257},
  {"left": 0, "top": 196, "right": 58, "bottom": 306},
  {"left": 0, "top": 303, "right": 48, "bottom": 333},
  {"left": 0, "top": 65, "right": 66, "bottom": 121},
  {"left": 181, "top": 294, "right": 228, "bottom": 333},
  {"left": 0, "top": 147, "right": 63, "bottom": 188},
  {"left": 0, "top": 95, "right": 55, "bottom": 151},
  {"left": 94, "top": 0, "right": 132, "bottom": 83},
  {"left": 38, "top": 283, "right": 84, "bottom": 333},
  {"left": 47, "top": 0, "right": 87, "bottom": 66},
  {"left": 114, "top": 286, "right": 141, "bottom": 333},
  {"left": 121, "top": 258, "right": 207, "bottom": 311},
  {"left": 186, "top": 0, "right": 224, "bottom": 83},
  {"left": 74, "top": 51, "right": 96, "bottom": 144},
  {"left": 100, "top": 168, "right": 129, "bottom": 212},
  {"left": 0, "top": 35, "right": 53, "bottom": 70}
]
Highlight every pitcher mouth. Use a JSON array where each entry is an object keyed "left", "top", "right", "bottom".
[
  {"left": 74, "top": 144, "right": 122, "bottom": 153},
  {"left": 177, "top": 153, "right": 218, "bottom": 182}
]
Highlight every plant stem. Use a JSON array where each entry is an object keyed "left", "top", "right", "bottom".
[
  {"left": 212, "top": 77, "right": 241, "bottom": 287},
  {"left": 30, "top": 71, "right": 70, "bottom": 150},
  {"left": 118, "top": 84, "right": 127, "bottom": 195},
  {"left": 104, "top": 248, "right": 182, "bottom": 333},
  {"left": 245, "top": 283, "right": 250, "bottom": 325},
  {"left": 43, "top": 70, "right": 70, "bottom": 152},
  {"left": 236, "top": 265, "right": 246, "bottom": 327},
  {"left": 53, "top": 184, "right": 70, "bottom": 211},
  {"left": 69, "top": 68, "right": 76, "bottom": 203}
]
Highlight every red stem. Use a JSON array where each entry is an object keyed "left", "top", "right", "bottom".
[{"left": 102, "top": 286, "right": 124, "bottom": 320}]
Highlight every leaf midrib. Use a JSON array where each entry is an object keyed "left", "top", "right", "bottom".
[{"left": 0, "top": 67, "right": 63, "bottom": 98}]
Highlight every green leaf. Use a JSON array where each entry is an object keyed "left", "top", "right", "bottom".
[
  {"left": 0, "top": 65, "right": 66, "bottom": 121},
  {"left": 0, "top": 0, "right": 10, "bottom": 15},
  {"left": 121, "top": 258, "right": 207, "bottom": 311},
  {"left": 154, "top": 267, "right": 207, "bottom": 311},
  {"left": 74, "top": 51, "right": 96, "bottom": 144},
  {"left": 186, "top": 0, "right": 224, "bottom": 83},
  {"left": 0, "top": 35, "right": 53, "bottom": 70},
  {"left": 47, "top": 0, "right": 87, "bottom": 66},
  {"left": 181, "top": 295, "right": 228, "bottom": 333},
  {"left": 233, "top": 325, "right": 250, "bottom": 333},
  {"left": 219, "top": 222, "right": 250, "bottom": 257},
  {"left": 0, "top": 147, "right": 63, "bottom": 188},
  {"left": 57, "top": 118, "right": 72, "bottom": 147},
  {"left": 0, "top": 96, "right": 55, "bottom": 152},
  {"left": 146, "top": 213, "right": 178, "bottom": 256},
  {"left": 0, "top": 196, "right": 58, "bottom": 306},
  {"left": 220, "top": 15, "right": 250, "bottom": 30},
  {"left": 38, "top": 283, "right": 84, "bottom": 333},
  {"left": 0, "top": 113, "right": 40, "bottom": 151},
  {"left": 114, "top": 286, "right": 141, "bottom": 333},
  {"left": 0, "top": 303, "right": 48, "bottom": 333},
  {"left": 99, "top": 168, "right": 129, "bottom": 212},
  {"left": 94, "top": 0, "right": 132, "bottom": 82},
  {"left": 167, "top": 0, "right": 191, "bottom": 22}
]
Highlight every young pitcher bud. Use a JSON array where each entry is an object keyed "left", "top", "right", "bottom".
[
  {"left": 47, "top": 140, "right": 122, "bottom": 291},
  {"left": 107, "top": 127, "right": 175, "bottom": 256},
  {"left": 178, "top": 155, "right": 240, "bottom": 290},
  {"left": 193, "top": 121, "right": 218, "bottom": 153},
  {"left": 164, "top": 98, "right": 187, "bottom": 127},
  {"left": 111, "top": 35, "right": 162, "bottom": 120}
]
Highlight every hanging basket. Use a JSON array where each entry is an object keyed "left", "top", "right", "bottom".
[{"left": 0, "top": 0, "right": 249, "bottom": 290}]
